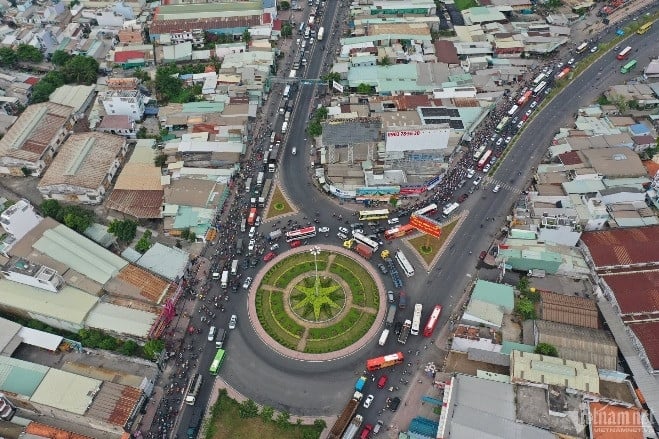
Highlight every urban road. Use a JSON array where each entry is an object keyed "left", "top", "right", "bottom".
[{"left": 174, "top": 5, "right": 659, "bottom": 436}]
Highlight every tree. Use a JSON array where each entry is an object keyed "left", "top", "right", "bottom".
[
  {"left": 63, "top": 209, "right": 93, "bottom": 233},
  {"left": 275, "top": 411, "right": 291, "bottom": 427},
  {"left": 315, "top": 107, "right": 328, "bottom": 120},
  {"left": 16, "top": 44, "right": 43, "bottom": 63},
  {"left": 389, "top": 196, "right": 399, "bottom": 208},
  {"left": 356, "top": 83, "right": 373, "bottom": 95},
  {"left": 242, "top": 29, "right": 252, "bottom": 44},
  {"left": 379, "top": 55, "right": 392, "bottom": 66},
  {"left": 143, "top": 339, "right": 164, "bottom": 359},
  {"left": 155, "top": 64, "right": 183, "bottom": 103},
  {"left": 260, "top": 405, "right": 274, "bottom": 422},
  {"left": 0, "top": 47, "right": 17, "bottom": 66},
  {"left": 133, "top": 68, "right": 150, "bottom": 83},
  {"left": 278, "top": 1, "right": 291, "bottom": 10},
  {"left": 281, "top": 23, "right": 292, "bottom": 38},
  {"left": 238, "top": 399, "right": 259, "bottom": 418},
  {"left": 535, "top": 342, "right": 559, "bottom": 357},
  {"left": 517, "top": 276, "right": 530, "bottom": 293},
  {"left": 51, "top": 50, "right": 71, "bottom": 66},
  {"left": 118, "top": 340, "right": 138, "bottom": 356},
  {"left": 30, "top": 71, "right": 66, "bottom": 103},
  {"left": 108, "top": 219, "right": 137, "bottom": 242},
  {"left": 307, "top": 120, "right": 322, "bottom": 137},
  {"left": 515, "top": 297, "right": 536, "bottom": 320},
  {"left": 40, "top": 199, "right": 62, "bottom": 218},
  {"left": 135, "top": 230, "right": 153, "bottom": 253},
  {"left": 313, "top": 419, "right": 326, "bottom": 430},
  {"left": 61, "top": 55, "right": 99, "bottom": 85}
]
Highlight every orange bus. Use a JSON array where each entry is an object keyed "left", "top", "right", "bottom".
[
  {"left": 366, "top": 352, "right": 404, "bottom": 371},
  {"left": 423, "top": 305, "right": 442, "bottom": 337},
  {"left": 384, "top": 224, "right": 416, "bottom": 240}
]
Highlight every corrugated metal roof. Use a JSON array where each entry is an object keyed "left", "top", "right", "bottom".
[
  {"left": 33, "top": 225, "right": 128, "bottom": 285},
  {"left": 25, "top": 421, "right": 95, "bottom": 439},
  {"left": 510, "top": 350, "right": 599, "bottom": 393},
  {"left": 17, "top": 327, "right": 62, "bottom": 351},
  {"left": 135, "top": 242, "right": 188, "bottom": 281},
  {"left": 581, "top": 226, "right": 659, "bottom": 269},
  {"left": 471, "top": 280, "right": 514, "bottom": 311},
  {"left": 30, "top": 368, "right": 101, "bottom": 415},
  {"left": 0, "top": 317, "right": 21, "bottom": 355},
  {"left": 85, "top": 303, "right": 155, "bottom": 339},
  {"left": 0, "top": 356, "right": 48, "bottom": 396},
  {"left": 539, "top": 290, "right": 600, "bottom": 329}
]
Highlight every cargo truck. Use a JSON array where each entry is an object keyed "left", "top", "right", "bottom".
[
  {"left": 398, "top": 320, "right": 411, "bottom": 344},
  {"left": 341, "top": 414, "right": 363, "bottom": 439},
  {"left": 281, "top": 121, "right": 288, "bottom": 134},
  {"left": 256, "top": 171, "right": 264, "bottom": 187},
  {"left": 328, "top": 392, "right": 363, "bottom": 439},
  {"left": 355, "top": 375, "right": 367, "bottom": 392},
  {"left": 187, "top": 408, "right": 202, "bottom": 438},
  {"left": 355, "top": 243, "right": 373, "bottom": 260},
  {"left": 385, "top": 304, "right": 397, "bottom": 328},
  {"left": 268, "top": 229, "right": 282, "bottom": 241},
  {"left": 220, "top": 271, "right": 229, "bottom": 289}
]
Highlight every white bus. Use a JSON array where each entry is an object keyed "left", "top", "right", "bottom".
[
  {"left": 185, "top": 374, "right": 203, "bottom": 405},
  {"left": 532, "top": 81, "right": 547, "bottom": 96},
  {"left": 395, "top": 250, "right": 414, "bottom": 277},
  {"left": 532, "top": 73, "right": 546, "bottom": 85},
  {"left": 411, "top": 304, "right": 423, "bottom": 336},
  {"left": 507, "top": 104, "right": 519, "bottom": 116},
  {"left": 352, "top": 231, "right": 379, "bottom": 252},
  {"left": 442, "top": 202, "right": 459, "bottom": 217},
  {"left": 230, "top": 259, "right": 239, "bottom": 276},
  {"left": 283, "top": 85, "right": 291, "bottom": 98}
]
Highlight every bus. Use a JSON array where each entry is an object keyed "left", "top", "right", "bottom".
[
  {"left": 556, "top": 67, "right": 571, "bottom": 79},
  {"left": 366, "top": 352, "right": 404, "bottom": 371},
  {"left": 358, "top": 209, "right": 389, "bottom": 221},
  {"left": 532, "top": 73, "right": 546, "bottom": 85},
  {"left": 395, "top": 250, "right": 414, "bottom": 277},
  {"left": 285, "top": 226, "right": 317, "bottom": 242},
  {"left": 247, "top": 207, "right": 257, "bottom": 225},
  {"left": 507, "top": 104, "right": 519, "bottom": 116},
  {"left": 283, "top": 85, "right": 291, "bottom": 98},
  {"left": 621, "top": 60, "right": 637, "bottom": 74},
  {"left": 411, "top": 304, "right": 423, "bottom": 336},
  {"left": 185, "top": 374, "right": 203, "bottom": 405},
  {"left": 616, "top": 46, "right": 632, "bottom": 60},
  {"left": 576, "top": 42, "right": 589, "bottom": 53},
  {"left": 532, "top": 81, "right": 547, "bottom": 96},
  {"left": 352, "top": 231, "right": 379, "bottom": 251},
  {"left": 384, "top": 224, "right": 416, "bottom": 240},
  {"left": 317, "top": 26, "right": 324, "bottom": 41},
  {"left": 209, "top": 349, "right": 226, "bottom": 375},
  {"left": 413, "top": 203, "right": 438, "bottom": 217},
  {"left": 477, "top": 149, "right": 493, "bottom": 170},
  {"left": 637, "top": 22, "right": 652, "bottom": 35},
  {"left": 423, "top": 305, "right": 442, "bottom": 337},
  {"left": 495, "top": 117, "right": 510, "bottom": 133},
  {"left": 517, "top": 90, "right": 533, "bottom": 106},
  {"left": 442, "top": 202, "right": 459, "bottom": 217},
  {"left": 472, "top": 144, "right": 487, "bottom": 161}
]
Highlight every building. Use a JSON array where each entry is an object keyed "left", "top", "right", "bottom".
[
  {"left": 510, "top": 350, "right": 600, "bottom": 393},
  {"left": 48, "top": 84, "right": 97, "bottom": 118},
  {"left": 96, "top": 115, "right": 137, "bottom": 138},
  {"left": 0, "top": 200, "right": 43, "bottom": 257},
  {"left": 98, "top": 89, "right": 145, "bottom": 121},
  {"left": 0, "top": 102, "right": 74, "bottom": 176},
  {"left": 37, "top": 132, "right": 127, "bottom": 204},
  {"left": 461, "top": 280, "right": 514, "bottom": 330},
  {"left": 538, "top": 290, "right": 600, "bottom": 329}
]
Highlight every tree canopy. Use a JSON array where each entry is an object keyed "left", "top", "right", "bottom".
[
  {"left": 16, "top": 44, "right": 43, "bottom": 63},
  {"left": 535, "top": 343, "right": 559, "bottom": 357},
  {"left": 39, "top": 199, "right": 94, "bottom": 233},
  {"left": 108, "top": 219, "right": 138, "bottom": 243},
  {"left": 30, "top": 55, "right": 98, "bottom": 104},
  {"left": 50, "top": 49, "right": 72, "bottom": 66},
  {"left": 154, "top": 64, "right": 204, "bottom": 104}
]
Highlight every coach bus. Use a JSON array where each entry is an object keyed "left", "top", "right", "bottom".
[
  {"left": 507, "top": 104, "right": 519, "bottom": 117},
  {"left": 637, "top": 22, "right": 652, "bottom": 35},
  {"left": 247, "top": 207, "right": 257, "bottom": 225},
  {"left": 358, "top": 209, "right": 389, "bottom": 221},
  {"left": 413, "top": 203, "right": 438, "bottom": 217},
  {"left": 472, "top": 144, "right": 487, "bottom": 161},
  {"left": 495, "top": 117, "right": 510, "bottom": 133},
  {"left": 442, "top": 202, "right": 459, "bottom": 217},
  {"left": 532, "top": 81, "right": 547, "bottom": 96},
  {"left": 384, "top": 224, "right": 416, "bottom": 240},
  {"left": 616, "top": 46, "right": 632, "bottom": 60},
  {"left": 366, "top": 352, "right": 405, "bottom": 371},
  {"left": 621, "top": 60, "right": 637, "bottom": 74},
  {"left": 285, "top": 226, "right": 317, "bottom": 242},
  {"left": 517, "top": 90, "right": 533, "bottom": 106},
  {"left": 185, "top": 374, "right": 203, "bottom": 405},
  {"left": 576, "top": 42, "right": 589, "bottom": 53},
  {"left": 556, "top": 67, "right": 571, "bottom": 79},
  {"left": 209, "top": 349, "right": 226, "bottom": 375},
  {"left": 477, "top": 149, "right": 493, "bottom": 170},
  {"left": 422, "top": 305, "right": 442, "bottom": 337},
  {"left": 352, "top": 231, "right": 379, "bottom": 251},
  {"left": 532, "top": 73, "right": 546, "bottom": 85},
  {"left": 411, "top": 303, "right": 423, "bottom": 336},
  {"left": 395, "top": 250, "right": 415, "bottom": 277}
]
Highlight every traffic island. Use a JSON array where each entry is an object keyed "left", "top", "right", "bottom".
[
  {"left": 264, "top": 184, "right": 296, "bottom": 221},
  {"left": 251, "top": 248, "right": 384, "bottom": 357},
  {"left": 407, "top": 218, "right": 459, "bottom": 270}
]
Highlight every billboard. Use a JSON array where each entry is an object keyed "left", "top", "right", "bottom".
[
  {"left": 410, "top": 214, "right": 442, "bottom": 238},
  {"left": 385, "top": 128, "right": 450, "bottom": 152},
  {"left": 332, "top": 80, "right": 344, "bottom": 93}
]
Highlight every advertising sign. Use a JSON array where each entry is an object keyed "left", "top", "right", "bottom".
[
  {"left": 332, "top": 80, "right": 344, "bottom": 93},
  {"left": 385, "top": 128, "right": 450, "bottom": 152},
  {"left": 410, "top": 214, "right": 442, "bottom": 238}
]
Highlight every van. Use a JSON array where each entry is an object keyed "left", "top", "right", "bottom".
[
  {"left": 291, "top": 147, "right": 297, "bottom": 155},
  {"left": 249, "top": 226, "right": 256, "bottom": 238},
  {"left": 236, "top": 238, "right": 243, "bottom": 255},
  {"left": 373, "top": 420, "right": 383, "bottom": 434},
  {"left": 207, "top": 326, "right": 216, "bottom": 342},
  {"left": 215, "top": 328, "right": 226, "bottom": 348},
  {"left": 212, "top": 272, "right": 220, "bottom": 280},
  {"left": 240, "top": 219, "right": 246, "bottom": 232},
  {"left": 378, "top": 329, "right": 390, "bottom": 346}
]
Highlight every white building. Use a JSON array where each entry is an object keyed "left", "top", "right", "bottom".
[
  {"left": 0, "top": 199, "right": 42, "bottom": 242},
  {"left": 1, "top": 257, "right": 64, "bottom": 293},
  {"left": 98, "top": 89, "right": 145, "bottom": 121}
]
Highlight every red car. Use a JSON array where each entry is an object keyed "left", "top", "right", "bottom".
[
  {"left": 360, "top": 424, "right": 373, "bottom": 439},
  {"left": 377, "top": 375, "right": 388, "bottom": 389},
  {"left": 290, "top": 240, "right": 301, "bottom": 248},
  {"left": 457, "top": 193, "right": 469, "bottom": 203},
  {"left": 479, "top": 250, "right": 487, "bottom": 260},
  {"left": 263, "top": 251, "right": 276, "bottom": 262}
]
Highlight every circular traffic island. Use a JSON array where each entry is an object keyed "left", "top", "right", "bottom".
[{"left": 253, "top": 248, "right": 384, "bottom": 356}]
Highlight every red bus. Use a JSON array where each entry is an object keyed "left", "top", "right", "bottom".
[
  {"left": 366, "top": 352, "right": 404, "bottom": 371},
  {"left": 247, "top": 208, "right": 257, "bottom": 225},
  {"left": 285, "top": 226, "right": 316, "bottom": 242},
  {"left": 516, "top": 90, "right": 532, "bottom": 106},
  {"left": 477, "top": 149, "right": 492, "bottom": 170},
  {"left": 423, "top": 305, "right": 442, "bottom": 337},
  {"left": 556, "top": 67, "right": 571, "bottom": 79},
  {"left": 616, "top": 46, "right": 632, "bottom": 60},
  {"left": 384, "top": 224, "right": 416, "bottom": 240}
]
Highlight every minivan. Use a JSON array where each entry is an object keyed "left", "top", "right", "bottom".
[
  {"left": 292, "top": 147, "right": 297, "bottom": 155},
  {"left": 248, "top": 226, "right": 256, "bottom": 238},
  {"left": 207, "top": 326, "right": 216, "bottom": 342}
]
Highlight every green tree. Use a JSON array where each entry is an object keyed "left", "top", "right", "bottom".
[
  {"left": 389, "top": 196, "right": 399, "bottom": 208},
  {"left": 281, "top": 23, "right": 292, "bottom": 38},
  {"left": 154, "top": 154, "right": 168, "bottom": 167},
  {"left": 99, "top": 337, "right": 118, "bottom": 351},
  {"left": 278, "top": 0, "right": 291, "bottom": 10},
  {"left": 238, "top": 399, "right": 259, "bottom": 418},
  {"left": 51, "top": 49, "right": 71, "bottom": 66},
  {"left": 0, "top": 47, "right": 17, "bottom": 66},
  {"left": 260, "top": 405, "right": 274, "bottom": 422},
  {"left": 143, "top": 339, "right": 164, "bottom": 359},
  {"left": 108, "top": 219, "right": 137, "bottom": 242},
  {"left": 135, "top": 230, "right": 153, "bottom": 253},
  {"left": 155, "top": 64, "right": 183, "bottom": 103},
  {"left": 515, "top": 297, "right": 536, "bottom": 320},
  {"left": 16, "top": 44, "right": 43, "bottom": 63},
  {"left": 243, "top": 29, "right": 252, "bottom": 44},
  {"left": 276, "top": 411, "right": 291, "bottom": 427},
  {"left": 313, "top": 419, "right": 326, "bottom": 430},
  {"left": 40, "top": 199, "right": 62, "bottom": 218},
  {"left": 118, "top": 340, "right": 139, "bottom": 356},
  {"left": 60, "top": 205, "right": 94, "bottom": 233},
  {"left": 133, "top": 68, "right": 150, "bottom": 83},
  {"left": 30, "top": 71, "right": 66, "bottom": 103},
  {"left": 307, "top": 120, "right": 322, "bottom": 137},
  {"left": 315, "top": 107, "right": 328, "bottom": 120},
  {"left": 517, "top": 276, "right": 530, "bottom": 293},
  {"left": 379, "top": 55, "right": 392, "bottom": 66},
  {"left": 535, "top": 342, "right": 559, "bottom": 357},
  {"left": 356, "top": 83, "right": 373, "bottom": 95},
  {"left": 61, "top": 55, "right": 99, "bottom": 85}
]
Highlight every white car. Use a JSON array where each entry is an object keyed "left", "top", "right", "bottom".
[
  {"left": 466, "top": 168, "right": 475, "bottom": 179},
  {"left": 530, "top": 101, "right": 538, "bottom": 109},
  {"left": 338, "top": 227, "right": 349, "bottom": 234},
  {"left": 473, "top": 176, "right": 482, "bottom": 186},
  {"left": 387, "top": 218, "right": 399, "bottom": 225},
  {"left": 318, "top": 227, "right": 330, "bottom": 233},
  {"left": 363, "top": 394, "right": 374, "bottom": 409},
  {"left": 567, "top": 58, "right": 575, "bottom": 66},
  {"left": 248, "top": 227, "right": 256, "bottom": 238},
  {"left": 504, "top": 136, "right": 512, "bottom": 144},
  {"left": 270, "top": 243, "right": 280, "bottom": 251},
  {"left": 590, "top": 46, "right": 598, "bottom": 53},
  {"left": 337, "top": 232, "right": 348, "bottom": 240},
  {"left": 495, "top": 137, "right": 503, "bottom": 146},
  {"left": 482, "top": 163, "right": 491, "bottom": 173},
  {"left": 228, "top": 315, "right": 237, "bottom": 330},
  {"left": 493, "top": 185, "right": 501, "bottom": 193},
  {"left": 242, "top": 276, "right": 253, "bottom": 289},
  {"left": 248, "top": 239, "right": 256, "bottom": 251}
]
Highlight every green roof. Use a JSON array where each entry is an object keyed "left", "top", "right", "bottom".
[
  {"left": 182, "top": 102, "right": 225, "bottom": 113},
  {"left": 501, "top": 341, "right": 535, "bottom": 355},
  {"left": 472, "top": 280, "right": 514, "bottom": 312},
  {"left": 347, "top": 64, "right": 430, "bottom": 94},
  {"left": 0, "top": 356, "right": 48, "bottom": 396}
]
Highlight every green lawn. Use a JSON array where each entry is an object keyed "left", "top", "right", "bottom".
[
  {"left": 265, "top": 185, "right": 295, "bottom": 219},
  {"left": 454, "top": 0, "right": 478, "bottom": 10},
  {"left": 408, "top": 219, "right": 458, "bottom": 265}
]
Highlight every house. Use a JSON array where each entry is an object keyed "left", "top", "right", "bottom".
[
  {"left": 37, "top": 132, "right": 127, "bottom": 204},
  {"left": 96, "top": 115, "right": 137, "bottom": 138},
  {"left": 98, "top": 89, "right": 145, "bottom": 121},
  {"left": 511, "top": 350, "right": 600, "bottom": 393}
]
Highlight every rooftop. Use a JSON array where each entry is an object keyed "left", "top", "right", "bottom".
[
  {"left": 539, "top": 290, "right": 600, "bottom": 329},
  {"left": 24, "top": 422, "right": 95, "bottom": 439},
  {"left": 30, "top": 368, "right": 100, "bottom": 415},
  {"left": 581, "top": 147, "right": 647, "bottom": 178},
  {"left": 589, "top": 402, "right": 645, "bottom": 439},
  {"left": 580, "top": 225, "right": 659, "bottom": 269},
  {"left": 602, "top": 270, "right": 659, "bottom": 315},
  {"left": 629, "top": 322, "right": 659, "bottom": 370},
  {"left": 471, "top": 279, "right": 514, "bottom": 311},
  {"left": 511, "top": 350, "right": 600, "bottom": 393},
  {"left": 0, "top": 356, "right": 48, "bottom": 397}
]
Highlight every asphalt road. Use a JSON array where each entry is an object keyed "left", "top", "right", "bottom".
[{"left": 176, "top": 5, "right": 659, "bottom": 435}]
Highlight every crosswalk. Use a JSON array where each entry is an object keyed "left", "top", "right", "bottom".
[{"left": 482, "top": 176, "right": 522, "bottom": 194}]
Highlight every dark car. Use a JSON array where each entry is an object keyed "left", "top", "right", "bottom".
[
  {"left": 377, "top": 375, "right": 388, "bottom": 389},
  {"left": 393, "top": 321, "right": 403, "bottom": 335},
  {"left": 250, "top": 258, "right": 258, "bottom": 267},
  {"left": 398, "top": 291, "right": 407, "bottom": 309},
  {"left": 389, "top": 397, "right": 401, "bottom": 412},
  {"left": 479, "top": 250, "right": 487, "bottom": 260},
  {"left": 457, "top": 193, "right": 469, "bottom": 203},
  {"left": 290, "top": 240, "right": 302, "bottom": 248},
  {"left": 377, "top": 263, "right": 388, "bottom": 274},
  {"left": 241, "top": 259, "right": 249, "bottom": 270}
]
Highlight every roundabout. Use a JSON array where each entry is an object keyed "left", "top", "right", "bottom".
[{"left": 248, "top": 245, "right": 387, "bottom": 359}]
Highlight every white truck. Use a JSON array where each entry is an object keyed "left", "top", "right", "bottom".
[
  {"left": 281, "top": 121, "right": 288, "bottom": 134},
  {"left": 317, "top": 26, "right": 325, "bottom": 41},
  {"left": 341, "top": 414, "right": 363, "bottom": 439},
  {"left": 230, "top": 259, "right": 239, "bottom": 276},
  {"left": 220, "top": 271, "right": 229, "bottom": 289}
]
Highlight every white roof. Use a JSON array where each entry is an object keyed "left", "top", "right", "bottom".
[
  {"left": 135, "top": 242, "right": 188, "bottom": 281},
  {"left": 85, "top": 302, "right": 156, "bottom": 338},
  {"left": 17, "top": 327, "right": 63, "bottom": 351},
  {"left": 30, "top": 368, "right": 101, "bottom": 415}
]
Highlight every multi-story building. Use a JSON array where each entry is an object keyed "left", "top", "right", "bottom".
[{"left": 98, "top": 89, "right": 145, "bottom": 121}]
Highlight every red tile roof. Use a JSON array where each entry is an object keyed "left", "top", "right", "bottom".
[
  {"left": 580, "top": 226, "right": 659, "bottom": 269},
  {"left": 114, "top": 50, "right": 146, "bottom": 63},
  {"left": 24, "top": 76, "right": 39, "bottom": 85},
  {"left": 263, "top": 12, "right": 272, "bottom": 25},
  {"left": 558, "top": 150, "right": 582, "bottom": 166},
  {"left": 149, "top": 15, "right": 261, "bottom": 35},
  {"left": 589, "top": 402, "right": 644, "bottom": 439},
  {"left": 105, "top": 189, "right": 163, "bottom": 219},
  {"left": 601, "top": 271, "right": 659, "bottom": 314},
  {"left": 434, "top": 40, "right": 459, "bottom": 65},
  {"left": 629, "top": 322, "right": 659, "bottom": 369},
  {"left": 25, "top": 422, "right": 94, "bottom": 439},
  {"left": 272, "top": 18, "right": 281, "bottom": 31}
]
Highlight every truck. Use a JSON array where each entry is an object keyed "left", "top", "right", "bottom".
[
  {"left": 281, "top": 121, "right": 288, "bottom": 134},
  {"left": 256, "top": 171, "right": 264, "bottom": 187},
  {"left": 398, "top": 320, "right": 411, "bottom": 344},
  {"left": 328, "top": 392, "right": 363, "bottom": 439},
  {"left": 230, "top": 259, "right": 239, "bottom": 276},
  {"left": 236, "top": 238, "right": 243, "bottom": 255},
  {"left": 527, "top": 269, "right": 546, "bottom": 278},
  {"left": 385, "top": 304, "right": 397, "bottom": 328},
  {"left": 269, "top": 146, "right": 279, "bottom": 173},
  {"left": 220, "top": 270, "right": 229, "bottom": 289},
  {"left": 187, "top": 408, "right": 202, "bottom": 439},
  {"left": 289, "top": 69, "right": 297, "bottom": 79},
  {"left": 355, "top": 243, "right": 373, "bottom": 260},
  {"left": 341, "top": 414, "right": 363, "bottom": 439},
  {"left": 355, "top": 375, "right": 367, "bottom": 392},
  {"left": 284, "top": 111, "right": 291, "bottom": 122},
  {"left": 317, "top": 26, "right": 325, "bottom": 41},
  {"left": 268, "top": 229, "right": 282, "bottom": 241}
]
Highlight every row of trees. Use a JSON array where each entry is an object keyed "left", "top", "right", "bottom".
[
  {"left": 31, "top": 52, "right": 99, "bottom": 103},
  {"left": 0, "top": 44, "right": 44, "bottom": 66},
  {"left": 40, "top": 199, "right": 95, "bottom": 234},
  {"left": 307, "top": 106, "right": 329, "bottom": 137}
]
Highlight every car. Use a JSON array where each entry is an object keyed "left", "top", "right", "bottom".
[
  {"left": 377, "top": 375, "right": 388, "bottom": 389},
  {"left": 337, "top": 232, "right": 348, "bottom": 240},
  {"left": 521, "top": 114, "right": 529, "bottom": 122},
  {"left": 338, "top": 227, "right": 349, "bottom": 234},
  {"left": 242, "top": 277, "right": 253, "bottom": 289},
  {"left": 496, "top": 137, "right": 503, "bottom": 146},
  {"left": 530, "top": 101, "right": 538, "bottom": 109},
  {"left": 479, "top": 250, "right": 487, "bottom": 260},
  {"left": 457, "top": 193, "right": 468, "bottom": 203},
  {"left": 544, "top": 87, "right": 551, "bottom": 95},
  {"left": 482, "top": 163, "right": 491, "bottom": 173},
  {"left": 387, "top": 291, "right": 395, "bottom": 303},
  {"left": 360, "top": 424, "right": 373, "bottom": 439},
  {"left": 248, "top": 239, "right": 256, "bottom": 251},
  {"left": 398, "top": 291, "right": 407, "bottom": 309},
  {"left": 290, "top": 239, "right": 302, "bottom": 248},
  {"left": 263, "top": 251, "right": 276, "bottom": 262},
  {"left": 393, "top": 321, "right": 403, "bottom": 335},
  {"left": 318, "top": 226, "right": 330, "bottom": 233},
  {"left": 387, "top": 218, "right": 400, "bottom": 225},
  {"left": 255, "top": 216, "right": 261, "bottom": 226},
  {"left": 489, "top": 134, "right": 497, "bottom": 142},
  {"left": 525, "top": 109, "right": 532, "bottom": 117},
  {"left": 590, "top": 46, "right": 598, "bottom": 53},
  {"left": 389, "top": 396, "right": 401, "bottom": 412},
  {"left": 490, "top": 156, "right": 498, "bottom": 165},
  {"left": 250, "top": 258, "right": 258, "bottom": 267},
  {"left": 248, "top": 227, "right": 256, "bottom": 238},
  {"left": 228, "top": 314, "right": 237, "bottom": 329},
  {"left": 241, "top": 258, "right": 249, "bottom": 270},
  {"left": 511, "top": 116, "right": 519, "bottom": 124},
  {"left": 363, "top": 394, "right": 374, "bottom": 409},
  {"left": 377, "top": 263, "right": 388, "bottom": 274},
  {"left": 373, "top": 420, "right": 384, "bottom": 435},
  {"left": 567, "top": 58, "right": 575, "bottom": 65},
  {"left": 466, "top": 168, "right": 475, "bottom": 179},
  {"left": 492, "top": 184, "right": 501, "bottom": 193},
  {"left": 207, "top": 326, "right": 216, "bottom": 342},
  {"left": 517, "top": 120, "right": 524, "bottom": 129},
  {"left": 473, "top": 176, "right": 482, "bottom": 186},
  {"left": 350, "top": 223, "right": 364, "bottom": 230},
  {"left": 270, "top": 243, "right": 279, "bottom": 251}
]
